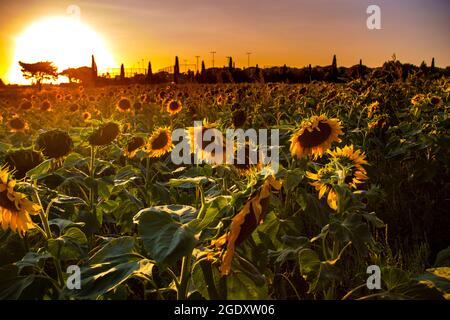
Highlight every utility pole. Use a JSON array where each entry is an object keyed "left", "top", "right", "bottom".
[
  {"left": 210, "top": 51, "right": 216, "bottom": 68},
  {"left": 246, "top": 52, "right": 251, "bottom": 68},
  {"left": 195, "top": 56, "right": 200, "bottom": 73}
]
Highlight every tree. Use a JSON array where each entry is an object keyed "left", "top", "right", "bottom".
[
  {"left": 0, "top": 78, "right": 4, "bottom": 86},
  {"left": 18, "top": 61, "right": 58, "bottom": 90},
  {"left": 60, "top": 67, "right": 95, "bottom": 84},
  {"left": 431, "top": 57, "right": 435, "bottom": 72},
  {"left": 147, "top": 61, "right": 153, "bottom": 83},
  {"left": 91, "top": 55, "right": 98, "bottom": 82},
  {"left": 228, "top": 57, "right": 233, "bottom": 71},
  {"left": 174, "top": 56, "right": 180, "bottom": 84},
  {"left": 120, "top": 63, "right": 125, "bottom": 81},
  {"left": 359, "top": 59, "right": 364, "bottom": 78},
  {"left": 331, "top": 54, "right": 338, "bottom": 81},
  {"left": 200, "top": 60, "right": 206, "bottom": 83}
]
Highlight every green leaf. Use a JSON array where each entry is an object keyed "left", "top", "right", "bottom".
[
  {"left": 226, "top": 270, "right": 268, "bottom": 300},
  {"left": 67, "top": 237, "right": 153, "bottom": 299},
  {"left": 114, "top": 165, "right": 141, "bottom": 186},
  {"left": 14, "top": 251, "right": 52, "bottom": 272},
  {"left": 26, "top": 159, "right": 52, "bottom": 180},
  {"left": 0, "top": 265, "right": 35, "bottom": 299},
  {"left": 48, "top": 227, "right": 88, "bottom": 261},
  {"left": 166, "top": 176, "right": 211, "bottom": 188},
  {"left": 134, "top": 206, "right": 198, "bottom": 266},
  {"left": 435, "top": 247, "right": 450, "bottom": 267},
  {"left": 190, "top": 196, "right": 231, "bottom": 231},
  {"left": 49, "top": 218, "right": 85, "bottom": 234}
]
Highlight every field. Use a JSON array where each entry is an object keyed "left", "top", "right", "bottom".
[{"left": 0, "top": 71, "right": 449, "bottom": 300}]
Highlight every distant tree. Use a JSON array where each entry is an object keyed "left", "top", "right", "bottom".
[
  {"left": 359, "top": 59, "right": 364, "bottom": 78},
  {"left": 120, "top": 63, "right": 125, "bottom": 81},
  {"left": 174, "top": 56, "right": 180, "bottom": 83},
  {"left": 308, "top": 64, "right": 312, "bottom": 82},
  {"left": 0, "top": 78, "right": 4, "bottom": 86},
  {"left": 91, "top": 55, "right": 98, "bottom": 80},
  {"left": 19, "top": 61, "right": 58, "bottom": 90},
  {"left": 431, "top": 57, "right": 435, "bottom": 72},
  {"left": 200, "top": 60, "right": 206, "bottom": 83},
  {"left": 147, "top": 61, "right": 153, "bottom": 83},
  {"left": 60, "top": 67, "right": 95, "bottom": 84},
  {"left": 331, "top": 54, "right": 338, "bottom": 81},
  {"left": 228, "top": 57, "right": 233, "bottom": 71}
]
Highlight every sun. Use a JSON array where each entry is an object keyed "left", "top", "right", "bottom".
[{"left": 7, "top": 16, "right": 117, "bottom": 84}]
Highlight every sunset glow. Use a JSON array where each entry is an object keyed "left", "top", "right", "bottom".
[{"left": 7, "top": 16, "right": 116, "bottom": 84}]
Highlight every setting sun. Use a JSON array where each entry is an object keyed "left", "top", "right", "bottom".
[{"left": 7, "top": 16, "right": 116, "bottom": 84}]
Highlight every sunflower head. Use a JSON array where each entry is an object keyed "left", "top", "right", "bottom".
[
  {"left": 0, "top": 166, "right": 40, "bottom": 236},
  {"left": 232, "top": 110, "right": 247, "bottom": 128},
  {"left": 411, "top": 94, "right": 425, "bottom": 106},
  {"left": 125, "top": 136, "right": 145, "bottom": 158},
  {"left": 88, "top": 122, "right": 120, "bottom": 146},
  {"left": 146, "top": 127, "right": 173, "bottom": 158},
  {"left": 40, "top": 100, "right": 52, "bottom": 112},
  {"left": 82, "top": 111, "right": 92, "bottom": 121},
  {"left": 19, "top": 99, "right": 32, "bottom": 110},
  {"left": 430, "top": 96, "right": 442, "bottom": 106},
  {"left": 8, "top": 116, "right": 29, "bottom": 132},
  {"left": 6, "top": 148, "right": 44, "bottom": 179},
  {"left": 166, "top": 99, "right": 182, "bottom": 115},
  {"left": 117, "top": 97, "right": 132, "bottom": 112},
  {"left": 233, "top": 144, "right": 262, "bottom": 175},
  {"left": 35, "top": 129, "right": 73, "bottom": 159},
  {"left": 306, "top": 145, "right": 368, "bottom": 211},
  {"left": 290, "top": 114, "right": 343, "bottom": 160},
  {"left": 69, "top": 103, "right": 79, "bottom": 113},
  {"left": 187, "top": 122, "right": 225, "bottom": 163}
]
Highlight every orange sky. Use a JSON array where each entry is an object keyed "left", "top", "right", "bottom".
[{"left": 1, "top": 0, "right": 449, "bottom": 84}]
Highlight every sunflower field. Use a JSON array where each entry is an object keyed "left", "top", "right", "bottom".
[{"left": 0, "top": 73, "right": 449, "bottom": 300}]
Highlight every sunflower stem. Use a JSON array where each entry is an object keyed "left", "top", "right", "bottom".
[
  {"left": 177, "top": 254, "right": 192, "bottom": 300},
  {"left": 145, "top": 157, "right": 151, "bottom": 206},
  {"left": 89, "top": 146, "right": 96, "bottom": 217}
]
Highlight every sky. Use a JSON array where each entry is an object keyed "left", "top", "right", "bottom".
[{"left": 0, "top": 0, "right": 449, "bottom": 83}]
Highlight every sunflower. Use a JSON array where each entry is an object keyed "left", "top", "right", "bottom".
[
  {"left": 306, "top": 145, "right": 368, "bottom": 211},
  {"left": 69, "top": 103, "right": 79, "bottom": 113},
  {"left": 125, "top": 136, "right": 145, "bottom": 158},
  {"left": 19, "top": 99, "right": 32, "bottom": 110},
  {"left": 35, "top": 130, "right": 73, "bottom": 159},
  {"left": 187, "top": 122, "right": 225, "bottom": 163},
  {"left": 7, "top": 116, "right": 29, "bottom": 132},
  {"left": 146, "top": 127, "right": 173, "bottom": 158},
  {"left": 82, "top": 111, "right": 91, "bottom": 121},
  {"left": 367, "top": 101, "right": 379, "bottom": 118},
  {"left": 411, "top": 94, "right": 425, "bottom": 106},
  {"left": 215, "top": 176, "right": 282, "bottom": 276},
  {"left": 232, "top": 110, "right": 247, "bottom": 127},
  {"left": 290, "top": 114, "right": 343, "bottom": 160},
  {"left": 232, "top": 143, "right": 262, "bottom": 175},
  {"left": 117, "top": 97, "right": 132, "bottom": 112},
  {"left": 40, "top": 100, "right": 52, "bottom": 112},
  {"left": 88, "top": 122, "right": 120, "bottom": 146},
  {"left": 133, "top": 101, "right": 143, "bottom": 112},
  {"left": 166, "top": 99, "right": 182, "bottom": 115},
  {"left": 6, "top": 149, "right": 44, "bottom": 179},
  {"left": 430, "top": 96, "right": 442, "bottom": 106},
  {"left": 0, "top": 166, "right": 40, "bottom": 236}
]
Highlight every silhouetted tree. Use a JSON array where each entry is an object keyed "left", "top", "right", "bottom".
[
  {"left": 120, "top": 63, "right": 125, "bottom": 81},
  {"left": 200, "top": 60, "right": 206, "bottom": 83},
  {"left": 308, "top": 64, "right": 312, "bottom": 82},
  {"left": 61, "top": 67, "right": 94, "bottom": 84},
  {"left": 431, "top": 57, "right": 435, "bottom": 72},
  {"left": 19, "top": 61, "right": 58, "bottom": 90},
  {"left": 174, "top": 56, "right": 180, "bottom": 83},
  {"left": 91, "top": 55, "right": 97, "bottom": 80},
  {"left": 359, "top": 59, "right": 364, "bottom": 78},
  {"left": 331, "top": 54, "right": 338, "bottom": 81},
  {"left": 228, "top": 57, "right": 233, "bottom": 71},
  {"left": 147, "top": 61, "right": 153, "bottom": 83},
  {"left": 0, "top": 78, "right": 4, "bottom": 86}
]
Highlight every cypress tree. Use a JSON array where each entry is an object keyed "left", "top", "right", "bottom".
[
  {"left": 331, "top": 54, "right": 338, "bottom": 81},
  {"left": 91, "top": 54, "right": 97, "bottom": 80},
  {"left": 174, "top": 56, "right": 180, "bottom": 83},
  {"left": 359, "top": 59, "right": 364, "bottom": 78},
  {"left": 147, "top": 61, "right": 153, "bottom": 83},
  {"left": 431, "top": 57, "right": 435, "bottom": 72},
  {"left": 120, "top": 63, "right": 125, "bottom": 81}
]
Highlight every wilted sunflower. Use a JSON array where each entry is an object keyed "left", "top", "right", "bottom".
[
  {"left": 125, "top": 136, "right": 145, "bottom": 158},
  {"left": 232, "top": 144, "right": 262, "bottom": 175},
  {"left": 6, "top": 149, "right": 44, "bottom": 179},
  {"left": 7, "top": 116, "right": 29, "bottom": 132},
  {"left": 187, "top": 122, "right": 225, "bottom": 163},
  {"left": 306, "top": 145, "right": 368, "bottom": 211},
  {"left": 0, "top": 166, "right": 40, "bottom": 236},
  {"left": 290, "top": 114, "right": 343, "bottom": 160},
  {"left": 117, "top": 97, "right": 132, "bottom": 112},
  {"left": 215, "top": 176, "right": 282, "bottom": 276},
  {"left": 166, "top": 99, "right": 182, "bottom": 115},
  {"left": 146, "top": 127, "right": 173, "bottom": 158},
  {"left": 35, "top": 129, "right": 73, "bottom": 159},
  {"left": 88, "top": 122, "right": 120, "bottom": 146}
]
